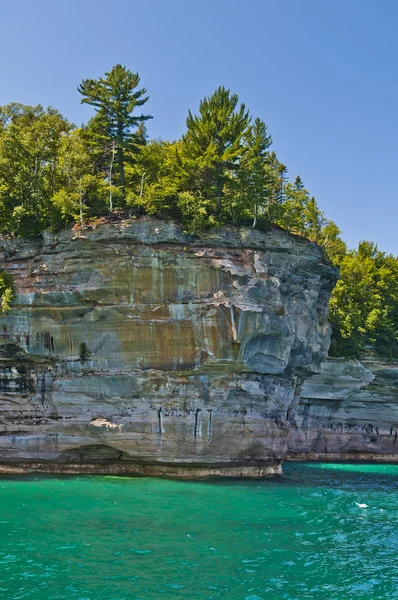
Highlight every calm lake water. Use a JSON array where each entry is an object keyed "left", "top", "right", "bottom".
[{"left": 0, "top": 462, "right": 397, "bottom": 599}]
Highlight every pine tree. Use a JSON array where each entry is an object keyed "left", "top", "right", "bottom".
[
  {"left": 303, "top": 196, "right": 325, "bottom": 242},
  {"left": 78, "top": 65, "right": 152, "bottom": 206},
  {"left": 233, "top": 118, "right": 272, "bottom": 226},
  {"left": 182, "top": 86, "right": 251, "bottom": 214},
  {"left": 276, "top": 163, "right": 288, "bottom": 203},
  {"left": 264, "top": 151, "right": 288, "bottom": 211}
]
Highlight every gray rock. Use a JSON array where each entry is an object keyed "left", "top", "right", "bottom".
[
  {"left": 288, "top": 357, "right": 398, "bottom": 460},
  {"left": 0, "top": 217, "right": 336, "bottom": 477}
]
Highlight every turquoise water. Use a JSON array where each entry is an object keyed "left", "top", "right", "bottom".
[{"left": 1, "top": 463, "right": 398, "bottom": 599}]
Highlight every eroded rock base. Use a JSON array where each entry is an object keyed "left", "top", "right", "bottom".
[
  {"left": 289, "top": 358, "right": 398, "bottom": 460},
  {"left": 0, "top": 462, "right": 282, "bottom": 479}
]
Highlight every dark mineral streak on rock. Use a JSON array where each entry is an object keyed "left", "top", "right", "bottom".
[
  {"left": 288, "top": 357, "right": 398, "bottom": 462},
  {"left": 0, "top": 217, "right": 336, "bottom": 477}
]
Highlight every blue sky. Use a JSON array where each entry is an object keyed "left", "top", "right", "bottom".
[{"left": 1, "top": 0, "right": 397, "bottom": 252}]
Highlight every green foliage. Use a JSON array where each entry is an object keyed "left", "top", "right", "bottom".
[
  {"left": 182, "top": 86, "right": 251, "bottom": 217},
  {"left": 0, "top": 103, "right": 71, "bottom": 236},
  {"left": 329, "top": 242, "right": 398, "bottom": 357},
  {"left": 79, "top": 342, "right": 92, "bottom": 361},
  {"left": 0, "top": 78, "right": 344, "bottom": 247},
  {"left": 231, "top": 118, "right": 273, "bottom": 226},
  {"left": 78, "top": 64, "right": 152, "bottom": 205},
  {"left": 0, "top": 271, "right": 14, "bottom": 312},
  {"left": 126, "top": 140, "right": 184, "bottom": 217},
  {"left": 177, "top": 192, "right": 218, "bottom": 233},
  {"left": 318, "top": 221, "right": 347, "bottom": 265},
  {"left": 1, "top": 68, "right": 397, "bottom": 359},
  {"left": 51, "top": 128, "right": 108, "bottom": 225}
]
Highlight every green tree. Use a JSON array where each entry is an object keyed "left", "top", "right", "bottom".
[
  {"left": 51, "top": 129, "right": 108, "bottom": 225},
  {"left": 275, "top": 176, "right": 310, "bottom": 234},
  {"left": 302, "top": 196, "right": 325, "bottom": 242},
  {"left": 263, "top": 151, "right": 287, "bottom": 222},
  {"left": 0, "top": 271, "right": 13, "bottom": 312},
  {"left": 0, "top": 103, "right": 71, "bottom": 235},
  {"left": 330, "top": 242, "right": 398, "bottom": 357},
  {"left": 182, "top": 86, "right": 251, "bottom": 215},
  {"left": 125, "top": 139, "right": 184, "bottom": 217},
  {"left": 78, "top": 64, "right": 152, "bottom": 208},
  {"left": 230, "top": 118, "right": 272, "bottom": 226},
  {"left": 318, "top": 220, "right": 347, "bottom": 264}
]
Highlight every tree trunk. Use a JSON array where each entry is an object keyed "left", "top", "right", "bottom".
[
  {"left": 109, "top": 140, "right": 115, "bottom": 213},
  {"left": 117, "top": 122, "right": 125, "bottom": 201},
  {"left": 118, "top": 146, "right": 125, "bottom": 200},
  {"left": 79, "top": 180, "right": 84, "bottom": 227},
  {"left": 215, "top": 171, "right": 224, "bottom": 215},
  {"left": 140, "top": 171, "right": 145, "bottom": 198},
  {"left": 252, "top": 203, "right": 257, "bottom": 228}
]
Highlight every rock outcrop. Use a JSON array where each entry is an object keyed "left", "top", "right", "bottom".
[
  {"left": 0, "top": 217, "right": 336, "bottom": 477},
  {"left": 288, "top": 357, "right": 398, "bottom": 461}
]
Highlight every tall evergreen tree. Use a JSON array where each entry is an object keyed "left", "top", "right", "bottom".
[
  {"left": 78, "top": 64, "right": 152, "bottom": 206},
  {"left": 276, "top": 163, "right": 288, "bottom": 203},
  {"left": 233, "top": 118, "right": 272, "bottom": 226},
  {"left": 265, "top": 151, "right": 288, "bottom": 212},
  {"left": 182, "top": 86, "right": 251, "bottom": 214}
]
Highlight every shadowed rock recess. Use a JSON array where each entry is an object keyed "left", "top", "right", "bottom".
[{"left": 0, "top": 217, "right": 336, "bottom": 477}]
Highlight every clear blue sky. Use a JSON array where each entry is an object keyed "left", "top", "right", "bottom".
[{"left": 1, "top": 0, "right": 397, "bottom": 253}]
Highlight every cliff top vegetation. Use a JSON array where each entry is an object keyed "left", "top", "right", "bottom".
[{"left": 0, "top": 64, "right": 397, "bottom": 358}]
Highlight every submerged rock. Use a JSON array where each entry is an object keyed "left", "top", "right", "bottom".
[{"left": 0, "top": 217, "right": 336, "bottom": 477}]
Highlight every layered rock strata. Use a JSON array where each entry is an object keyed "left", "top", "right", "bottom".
[
  {"left": 0, "top": 217, "right": 336, "bottom": 477},
  {"left": 288, "top": 357, "right": 398, "bottom": 461}
]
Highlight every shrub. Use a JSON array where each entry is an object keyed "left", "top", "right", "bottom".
[
  {"left": 79, "top": 342, "right": 92, "bottom": 361},
  {"left": 0, "top": 271, "right": 14, "bottom": 312}
]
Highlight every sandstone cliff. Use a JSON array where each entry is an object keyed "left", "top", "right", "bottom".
[
  {"left": 0, "top": 217, "right": 336, "bottom": 477},
  {"left": 288, "top": 357, "right": 398, "bottom": 462}
]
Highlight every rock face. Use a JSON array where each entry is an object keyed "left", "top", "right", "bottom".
[
  {"left": 288, "top": 357, "right": 398, "bottom": 461},
  {"left": 0, "top": 217, "right": 336, "bottom": 477}
]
